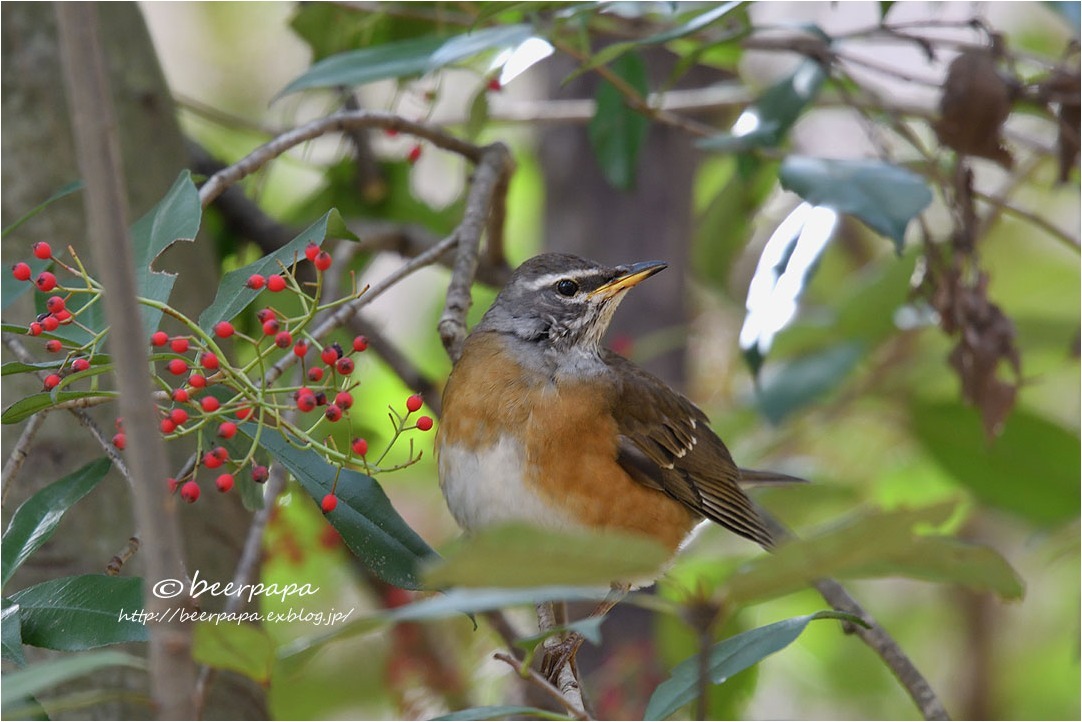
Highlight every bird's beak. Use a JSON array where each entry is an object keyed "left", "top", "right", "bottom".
[{"left": 589, "top": 261, "right": 668, "bottom": 300}]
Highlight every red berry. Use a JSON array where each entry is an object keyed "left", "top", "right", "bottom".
[
  {"left": 170, "top": 337, "right": 189, "bottom": 353},
  {"left": 201, "top": 352, "right": 219, "bottom": 370},
  {"left": 235, "top": 406, "right": 253, "bottom": 420},
  {"left": 215, "top": 474, "right": 234, "bottom": 493},
  {"left": 203, "top": 451, "right": 223, "bottom": 469},
  {"left": 200, "top": 396, "right": 220, "bottom": 413},
  {"left": 275, "top": 331, "right": 293, "bottom": 349},
  {"left": 321, "top": 494, "right": 338, "bottom": 513},
  {"left": 294, "top": 341, "right": 309, "bottom": 357},
  {"left": 307, "top": 367, "right": 324, "bottom": 382},
  {"left": 335, "top": 357, "right": 355, "bottom": 375},
  {"left": 352, "top": 335, "right": 368, "bottom": 353},
  {"left": 35, "top": 272, "right": 57, "bottom": 292},
  {"left": 71, "top": 358, "right": 90, "bottom": 372},
  {"left": 181, "top": 481, "right": 200, "bottom": 503},
  {"left": 160, "top": 418, "right": 176, "bottom": 434},
  {"left": 41, "top": 316, "right": 59, "bottom": 332},
  {"left": 251, "top": 465, "right": 269, "bottom": 484},
  {"left": 314, "top": 251, "right": 332, "bottom": 271},
  {"left": 172, "top": 387, "right": 189, "bottom": 402},
  {"left": 416, "top": 415, "right": 434, "bottom": 432},
  {"left": 212, "top": 446, "right": 229, "bottom": 461},
  {"left": 262, "top": 318, "right": 279, "bottom": 336},
  {"left": 321, "top": 346, "right": 339, "bottom": 365},
  {"left": 406, "top": 394, "right": 423, "bottom": 413},
  {"left": 214, "top": 321, "right": 234, "bottom": 338},
  {"left": 167, "top": 358, "right": 188, "bottom": 376},
  {"left": 246, "top": 274, "right": 266, "bottom": 290},
  {"left": 168, "top": 477, "right": 180, "bottom": 493},
  {"left": 112, "top": 431, "right": 126, "bottom": 449},
  {"left": 151, "top": 331, "right": 169, "bottom": 346},
  {"left": 335, "top": 391, "right": 353, "bottom": 409},
  {"left": 170, "top": 408, "right": 189, "bottom": 426},
  {"left": 45, "top": 339, "right": 62, "bottom": 353},
  {"left": 314, "top": 391, "right": 328, "bottom": 406},
  {"left": 218, "top": 421, "right": 237, "bottom": 439},
  {"left": 255, "top": 307, "right": 275, "bottom": 323},
  {"left": 45, "top": 296, "right": 65, "bottom": 313},
  {"left": 487, "top": 77, "right": 502, "bottom": 92},
  {"left": 28, "top": 322, "right": 43, "bottom": 336},
  {"left": 305, "top": 243, "right": 320, "bottom": 262},
  {"left": 32, "top": 242, "right": 52, "bottom": 260},
  {"left": 41, "top": 372, "right": 62, "bottom": 391},
  {"left": 12, "top": 262, "right": 31, "bottom": 281},
  {"left": 351, "top": 437, "right": 368, "bottom": 456},
  {"left": 384, "top": 128, "right": 399, "bottom": 137},
  {"left": 324, "top": 404, "right": 343, "bottom": 422},
  {"left": 267, "top": 275, "right": 287, "bottom": 292},
  {"left": 407, "top": 144, "right": 423, "bottom": 165},
  {"left": 297, "top": 394, "right": 316, "bottom": 413},
  {"left": 189, "top": 373, "right": 207, "bottom": 388}
]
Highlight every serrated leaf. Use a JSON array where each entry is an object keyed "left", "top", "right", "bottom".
[
  {"left": 424, "top": 523, "right": 669, "bottom": 588},
  {"left": 278, "top": 25, "right": 533, "bottom": 98},
  {"left": 2, "top": 457, "right": 111, "bottom": 588},
  {"left": 192, "top": 622, "right": 274, "bottom": 684},
  {"left": 911, "top": 402, "right": 1080, "bottom": 526},
  {"left": 1, "top": 649, "right": 144, "bottom": 711},
  {"left": 241, "top": 427, "right": 436, "bottom": 589},
  {"left": 644, "top": 611, "right": 857, "bottom": 720},
  {"left": 9, "top": 575, "right": 147, "bottom": 650},
  {"left": 588, "top": 52, "right": 649, "bottom": 190},
  {"left": 1, "top": 600, "right": 25, "bottom": 666},
  {"left": 698, "top": 59, "right": 826, "bottom": 152},
  {"left": 778, "top": 157, "right": 932, "bottom": 251},
  {"left": 1, "top": 391, "right": 117, "bottom": 425},
  {"left": 197, "top": 210, "right": 353, "bottom": 331},
  {"left": 433, "top": 705, "right": 571, "bottom": 721}
]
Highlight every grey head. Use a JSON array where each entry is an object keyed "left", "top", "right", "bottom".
[{"left": 475, "top": 252, "right": 667, "bottom": 355}]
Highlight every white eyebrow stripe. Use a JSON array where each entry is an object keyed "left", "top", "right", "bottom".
[{"left": 521, "top": 270, "right": 601, "bottom": 291}]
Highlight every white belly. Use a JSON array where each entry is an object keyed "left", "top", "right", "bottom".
[{"left": 437, "top": 436, "right": 578, "bottom": 532}]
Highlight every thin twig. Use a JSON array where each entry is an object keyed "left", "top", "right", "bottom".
[
  {"left": 1, "top": 412, "right": 47, "bottom": 504},
  {"left": 55, "top": 6, "right": 194, "bottom": 718},
  {"left": 198, "top": 111, "right": 485, "bottom": 207},
  {"left": 347, "top": 315, "right": 444, "bottom": 417},
  {"left": 493, "top": 653, "right": 589, "bottom": 720}
]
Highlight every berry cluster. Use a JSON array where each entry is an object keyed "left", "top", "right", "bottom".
[{"left": 10, "top": 240, "right": 435, "bottom": 514}]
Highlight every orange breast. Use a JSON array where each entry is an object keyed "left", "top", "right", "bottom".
[{"left": 437, "top": 333, "right": 697, "bottom": 553}]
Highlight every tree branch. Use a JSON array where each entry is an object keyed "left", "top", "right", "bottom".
[{"left": 55, "top": 6, "right": 194, "bottom": 717}]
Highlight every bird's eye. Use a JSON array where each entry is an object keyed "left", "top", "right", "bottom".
[{"left": 556, "top": 279, "right": 579, "bottom": 297}]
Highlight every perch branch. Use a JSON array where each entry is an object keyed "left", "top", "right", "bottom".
[
  {"left": 55, "top": 5, "right": 194, "bottom": 718},
  {"left": 493, "top": 653, "right": 589, "bottom": 720}
]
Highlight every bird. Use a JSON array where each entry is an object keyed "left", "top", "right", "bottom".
[{"left": 435, "top": 252, "right": 799, "bottom": 678}]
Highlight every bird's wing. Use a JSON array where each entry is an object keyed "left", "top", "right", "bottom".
[{"left": 605, "top": 351, "right": 775, "bottom": 548}]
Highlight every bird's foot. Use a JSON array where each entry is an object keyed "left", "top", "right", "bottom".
[{"left": 541, "top": 631, "right": 585, "bottom": 685}]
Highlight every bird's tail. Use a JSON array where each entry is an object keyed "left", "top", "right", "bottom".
[{"left": 738, "top": 468, "right": 809, "bottom": 486}]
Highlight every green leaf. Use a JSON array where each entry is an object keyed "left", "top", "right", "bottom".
[
  {"left": 242, "top": 427, "right": 436, "bottom": 590},
  {"left": 9, "top": 575, "right": 147, "bottom": 650},
  {"left": 2, "top": 457, "right": 111, "bottom": 588},
  {"left": 192, "top": 622, "right": 274, "bottom": 684},
  {"left": 2, "top": 600, "right": 26, "bottom": 666},
  {"left": 434, "top": 705, "right": 571, "bottom": 721},
  {"left": 197, "top": 210, "right": 353, "bottom": 331},
  {"left": 423, "top": 523, "right": 669, "bottom": 588},
  {"left": 386, "top": 586, "right": 612, "bottom": 622},
  {"left": 1, "top": 650, "right": 144, "bottom": 712},
  {"left": 1, "top": 360, "right": 64, "bottom": 376},
  {"left": 1, "top": 180, "right": 83, "bottom": 239},
  {"left": 698, "top": 59, "right": 826, "bottom": 152},
  {"left": 278, "top": 25, "right": 533, "bottom": 97},
  {"left": 1, "top": 391, "right": 117, "bottom": 425},
  {"left": 911, "top": 402, "right": 1080, "bottom": 526},
  {"left": 723, "top": 504, "right": 1024, "bottom": 604},
  {"left": 466, "top": 86, "right": 490, "bottom": 141},
  {"left": 588, "top": 52, "right": 649, "bottom": 190},
  {"left": 756, "top": 343, "right": 863, "bottom": 422},
  {"left": 778, "top": 157, "right": 933, "bottom": 251},
  {"left": 644, "top": 611, "right": 857, "bottom": 720}
]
